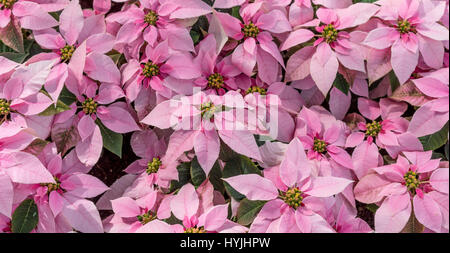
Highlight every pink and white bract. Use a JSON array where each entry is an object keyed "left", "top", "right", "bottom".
[{"left": 0, "top": 0, "right": 448, "bottom": 234}]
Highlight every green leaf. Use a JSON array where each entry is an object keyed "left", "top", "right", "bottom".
[
  {"left": 333, "top": 73, "right": 349, "bottom": 95},
  {"left": 445, "top": 142, "right": 449, "bottom": 161},
  {"left": 59, "top": 86, "right": 77, "bottom": 106},
  {"left": 209, "top": 162, "right": 225, "bottom": 194},
  {"left": 190, "top": 157, "right": 207, "bottom": 186},
  {"left": 236, "top": 198, "right": 266, "bottom": 226},
  {"left": 96, "top": 120, "right": 123, "bottom": 158},
  {"left": 419, "top": 122, "right": 449, "bottom": 151},
  {"left": 431, "top": 152, "right": 445, "bottom": 160},
  {"left": 11, "top": 199, "right": 39, "bottom": 233},
  {"left": 365, "top": 203, "right": 379, "bottom": 213},
  {"left": 219, "top": 140, "right": 238, "bottom": 162},
  {"left": 170, "top": 162, "right": 191, "bottom": 191},
  {"left": 39, "top": 100, "right": 71, "bottom": 116},
  {"left": 190, "top": 30, "right": 200, "bottom": 45},
  {"left": 231, "top": 6, "right": 242, "bottom": 20},
  {"left": 222, "top": 155, "right": 262, "bottom": 201},
  {"left": 389, "top": 70, "right": 400, "bottom": 93},
  {"left": 0, "top": 52, "right": 28, "bottom": 63}
]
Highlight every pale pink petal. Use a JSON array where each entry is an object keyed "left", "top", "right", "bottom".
[
  {"left": 279, "top": 138, "right": 310, "bottom": 187},
  {"left": 5, "top": 152, "right": 55, "bottom": 184},
  {"left": 413, "top": 194, "right": 443, "bottom": 232},
  {"left": 232, "top": 43, "right": 257, "bottom": 77},
  {"left": 310, "top": 43, "right": 339, "bottom": 96},
  {"left": 84, "top": 53, "right": 121, "bottom": 84},
  {"left": 212, "top": 0, "right": 245, "bottom": 8},
  {"left": 354, "top": 173, "right": 395, "bottom": 203},
  {"left": 280, "top": 29, "right": 314, "bottom": 51},
  {"left": 63, "top": 173, "right": 109, "bottom": 198},
  {"left": 170, "top": 0, "right": 212, "bottom": 19},
  {"left": 97, "top": 106, "right": 140, "bottom": 134},
  {"left": 111, "top": 197, "right": 141, "bottom": 218},
  {"left": 0, "top": 174, "right": 13, "bottom": 218},
  {"left": 329, "top": 87, "right": 351, "bottom": 120},
  {"left": 430, "top": 168, "right": 449, "bottom": 194},
  {"left": 218, "top": 130, "right": 262, "bottom": 161},
  {"left": 198, "top": 204, "right": 228, "bottom": 231},
  {"left": 78, "top": 115, "right": 95, "bottom": 142},
  {"left": 75, "top": 124, "right": 102, "bottom": 167},
  {"left": 374, "top": 193, "right": 412, "bottom": 233},
  {"left": 222, "top": 174, "right": 278, "bottom": 201},
  {"left": 194, "top": 130, "right": 220, "bottom": 176},
  {"left": 61, "top": 198, "right": 103, "bottom": 233},
  {"left": 59, "top": 0, "right": 84, "bottom": 45},
  {"left": 170, "top": 183, "right": 199, "bottom": 220},
  {"left": 391, "top": 39, "right": 419, "bottom": 85},
  {"left": 49, "top": 191, "right": 65, "bottom": 217},
  {"left": 418, "top": 35, "right": 444, "bottom": 69},
  {"left": 306, "top": 176, "right": 353, "bottom": 197},
  {"left": 358, "top": 97, "right": 381, "bottom": 120}
]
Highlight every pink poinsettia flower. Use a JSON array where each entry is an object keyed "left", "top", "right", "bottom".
[
  {"left": 295, "top": 106, "right": 353, "bottom": 170},
  {"left": 31, "top": 142, "right": 109, "bottom": 233},
  {"left": 0, "top": 151, "right": 55, "bottom": 218},
  {"left": 0, "top": 0, "right": 60, "bottom": 29},
  {"left": 65, "top": 78, "right": 140, "bottom": 166},
  {"left": 408, "top": 67, "right": 449, "bottom": 137},
  {"left": 355, "top": 151, "right": 448, "bottom": 233},
  {"left": 283, "top": 3, "right": 379, "bottom": 95},
  {"left": 0, "top": 59, "right": 57, "bottom": 153},
  {"left": 108, "top": 0, "right": 211, "bottom": 56},
  {"left": 121, "top": 41, "right": 201, "bottom": 101},
  {"left": 136, "top": 183, "right": 247, "bottom": 233},
  {"left": 190, "top": 35, "right": 243, "bottom": 96},
  {"left": 31, "top": 0, "right": 118, "bottom": 101},
  {"left": 217, "top": 2, "right": 291, "bottom": 84},
  {"left": 121, "top": 130, "right": 168, "bottom": 197},
  {"left": 224, "top": 138, "right": 353, "bottom": 233},
  {"left": 346, "top": 98, "right": 423, "bottom": 178},
  {"left": 108, "top": 190, "right": 162, "bottom": 233},
  {"left": 349, "top": 98, "right": 410, "bottom": 148},
  {"left": 364, "top": 0, "right": 449, "bottom": 84},
  {"left": 141, "top": 91, "right": 262, "bottom": 184}
]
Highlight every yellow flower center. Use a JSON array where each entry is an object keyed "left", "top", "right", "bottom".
[
  {"left": 40, "top": 177, "right": 62, "bottom": 194},
  {"left": 397, "top": 20, "right": 416, "bottom": 34},
  {"left": 208, "top": 73, "right": 224, "bottom": 89},
  {"left": 60, "top": 45, "right": 75, "bottom": 62},
  {"left": 200, "top": 101, "right": 217, "bottom": 119},
  {"left": 142, "top": 61, "right": 160, "bottom": 78},
  {"left": 280, "top": 187, "right": 304, "bottom": 209},
  {"left": 144, "top": 10, "right": 158, "bottom": 26},
  {"left": 365, "top": 121, "right": 382, "bottom": 137},
  {"left": 0, "top": 99, "right": 11, "bottom": 117},
  {"left": 1, "top": 0, "right": 16, "bottom": 9},
  {"left": 137, "top": 211, "right": 156, "bottom": 225},
  {"left": 184, "top": 226, "right": 206, "bottom": 233},
  {"left": 246, "top": 86, "right": 267, "bottom": 95},
  {"left": 313, "top": 138, "right": 327, "bottom": 153},
  {"left": 404, "top": 171, "right": 420, "bottom": 192},
  {"left": 242, "top": 22, "right": 260, "bottom": 38},
  {"left": 322, "top": 24, "right": 338, "bottom": 43},
  {"left": 82, "top": 98, "right": 98, "bottom": 115},
  {"left": 146, "top": 157, "right": 161, "bottom": 175}
]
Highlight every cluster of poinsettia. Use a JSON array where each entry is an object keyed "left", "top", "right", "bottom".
[{"left": 0, "top": 0, "right": 448, "bottom": 233}]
